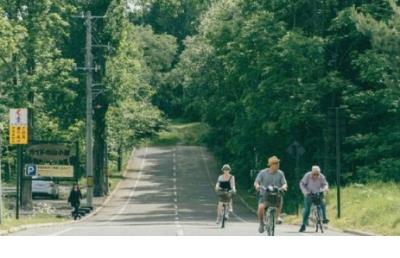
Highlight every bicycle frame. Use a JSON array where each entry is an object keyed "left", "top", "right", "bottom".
[
  {"left": 264, "top": 206, "right": 277, "bottom": 236},
  {"left": 309, "top": 193, "right": 324, "bottom": 233},
  {"left": 217, "top": 190, "right": 232, "bottom": 229},
  {"left": 221, "top": 202, "right": 229, "bottom": 228},
  {"left": 260, "top": 186, "right": 281, "bottom": 236}
]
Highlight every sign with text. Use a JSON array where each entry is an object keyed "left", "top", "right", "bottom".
[
  {"left": 26, "top": 144, "right": 75, "bottom": 161},
  {"left": 9, "top": 109, "right": 28, "bottom": 145},
  {"left": 36, "top": 165, "right": 74, "bottom": 178}
]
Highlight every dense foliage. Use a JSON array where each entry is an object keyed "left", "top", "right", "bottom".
[
  {"left": 165, "top": 0, "right": 400, "bottom": 211},
  {"left": 0, "top": 0, "right": 173, "bottom": 195},
  {"left": 1, "top": 0, "right": 399, "bottom": 211}
]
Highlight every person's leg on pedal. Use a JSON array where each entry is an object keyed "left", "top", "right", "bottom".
[
  {"left": 276, "top": 196, "right": 283, "bottom": 224},
  {"left": 258, "top": 202, "right": 265, "bottom": 233},
  {"left": 299, "top": 196, "right": 311, "bottom": 232},
  {"left": 216, "top": 202, "right": 222, "bottom": 224},
  {"left": 321, "top": 198, "right": 329, "bottom": 224}
]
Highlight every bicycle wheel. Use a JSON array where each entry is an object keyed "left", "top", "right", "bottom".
[
  {"left": 269, "top": 209, "right": 275, "bottom": 236},
  {"left": 316, "top": 206, "right": 324, "bottom": 233},
  {"left": 264, "top": 209, "right": 269, "bottom": 235},
  {"left": 221, "top": 204, "right": 226, "bottom": 228},
  {"left": 309, "top": 206, "right": 316, "bottom": 226}
]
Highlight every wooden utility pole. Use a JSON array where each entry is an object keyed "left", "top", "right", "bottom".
[
  {"left": 0, "top": 127, "right": 3, "bottom": 224},
  {"left": 335, "top": 107, "right": 341, "bottom": 218},
  {"left": 73, "top": 11, "right": 106, "bottom": 207},
  {"left": 85, "top": 11, "right": 94, "bottom": 207}
]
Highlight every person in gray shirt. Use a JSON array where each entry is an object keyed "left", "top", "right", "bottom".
[
  {"left": 299, "top": 165, "right": 329, "bottom": 232},
  {"left": 254, "top": 156, "right": 287, "bottom": 233}
]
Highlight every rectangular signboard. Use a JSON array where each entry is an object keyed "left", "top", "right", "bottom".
[
  {"left": 10, "top": 126, "right": 28, "bottom": 145},
  {"left": 10, "top": 109, "right": 28, "bottom": 125},
  {"left": 9, "top": 109, "right": 28, "bottom": 145},
  {"left": 36, "top": 165, "right": 74, "bottom": 178}
]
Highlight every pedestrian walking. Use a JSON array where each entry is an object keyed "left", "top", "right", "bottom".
[{"left": 68, "top": 183, "right": 82, "bottom": 220}]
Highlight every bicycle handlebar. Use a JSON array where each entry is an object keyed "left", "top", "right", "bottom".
[{"left": 260, "top": 185, "right": 283, "bottom": 193}]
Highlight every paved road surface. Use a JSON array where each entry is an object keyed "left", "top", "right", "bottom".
[{"left": 9, "top": 146, "right": 352, "bottom": 236}]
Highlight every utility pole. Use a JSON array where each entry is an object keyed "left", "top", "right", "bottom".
[
  {"left": 21, "top": 93, "right": 34, "bottom": 210},
  {"left": 335, "top": 107, "right": 341, "bottom": 219},
  {"left": 85, "top": 11, "right": 94, "bottom": 208},
  {"left": 73, "top": 11, "right": 106, "bottom": 207},
  {"left": 104, "top": 143, "right": 109, "bottom": 195},
  {"left": 16, "top": 145, "right": 22, "bottom": 219},
  {"left": 0, "top": 127, "right": 3, "bottom": 224}
]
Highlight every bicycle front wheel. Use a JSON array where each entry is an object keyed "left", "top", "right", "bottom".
[
  {"left": 269, "top": 209, "right": 275, "bottom": 236},
  {"left": 221, "top": 205, "right": 226, "bottom": 228},
  {"left": 316, "top": 206, "right": 324, "bottom": 233}
]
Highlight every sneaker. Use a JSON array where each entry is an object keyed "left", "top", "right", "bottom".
[
  {"left": 323, "top": 219, "right": 330, "bottom": 224},
  {"left": 258, "top": 222, "right": 265, "bottom": 233},
  {"left": 299, "top": 225, "right": 306, "bottom": 232},
  {"left": 276, "top": 217, "right": 283, "bottom": 224}
]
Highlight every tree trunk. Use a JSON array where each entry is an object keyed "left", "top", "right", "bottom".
[{"left": 93, "top": 104, "right": 108, "bottom": 197}]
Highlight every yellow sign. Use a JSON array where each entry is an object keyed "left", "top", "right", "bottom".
[
  {"left": 87, "top": 176, "right": 94, "bottom": 187},
  {"left": 9, "top": 108, "right": 28, "bottom": 145},
  {"left": 37, "top": 165, "right": 74, "bottom": 178},
  {"left": 10, "top": 126, "right": 28, "bottom": 145}
]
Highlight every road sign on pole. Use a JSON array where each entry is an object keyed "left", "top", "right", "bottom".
[
  {"left": 9, "top": 109, "right": 28, "bottom": 145},
  {"left": 25, "top": 164, "right": 37, "bottom": 177},
  {"left": 0, "top": 126, "right": 3, "bottom": 224},
  {"left": 9, "top": 108, "right": 28, "bottom": 219}
]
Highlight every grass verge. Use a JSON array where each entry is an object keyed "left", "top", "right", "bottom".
[
  {"left": 0, "top": 214, "right": 66, "bottom": 232},
  {"left": 285, "top": 182, "right": 400, "bottom": 235},
  {"left": 0, "top": 151, "right": 131, "bottom": 233},
  {"left": 147, "top": 121, "right": 209, "bottom": 146}
]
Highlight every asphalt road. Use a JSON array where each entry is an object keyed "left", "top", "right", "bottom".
[{"left": 9, "top": 146, "right": 352, "bottom": 236}]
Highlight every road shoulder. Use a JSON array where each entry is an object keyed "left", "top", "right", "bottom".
[{"left": 0, "top": 148, "right": 136, "bottom": 236}]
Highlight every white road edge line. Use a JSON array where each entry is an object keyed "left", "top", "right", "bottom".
[
  {"left": 50, "top": 227, "right": 74, "bottom": 236},
  {"left": 199, "top": 147, "right": 249, "bottom": 223},
  {"left": 173, "top": 148, "right": 184, "bottom": 236},
  {"left": 48, "top": 148, "right": 139, "bottom": 236},
  {"left": 108, "top": 147, "right": 148, "bottom": 222}
]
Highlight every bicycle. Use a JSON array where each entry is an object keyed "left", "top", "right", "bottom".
[
  {"left": 217, "top": 188, "right": 233, "bottom": 228},
  {"left": 309, "top": 192, "right": 324, "bottom": 233},
  {"left": 261, "top": 185, "right": 282, "bottom": 236}
]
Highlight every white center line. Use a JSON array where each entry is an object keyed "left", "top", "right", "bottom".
[{"left": 173, "top": 148, "right": 184, "bottom": 236}]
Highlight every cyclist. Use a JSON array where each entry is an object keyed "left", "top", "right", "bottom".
[
  {"left": 299, "top": 165, "right": 329, "bottom": 232},
  {"left": 254, "top": 156, "right": 287, "bottom": 233},
  {"left": 215, "top": 164, "right": 236, "bottom": 224}
]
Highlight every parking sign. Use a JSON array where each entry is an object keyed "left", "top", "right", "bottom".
[{"left": 25, "top": 164, "right": 37, "bottom": 177}]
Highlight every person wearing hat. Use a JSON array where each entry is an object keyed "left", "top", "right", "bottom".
[
  {"left": 215, "top": 164, "right": 236, "bottom": 224},
  {"left": 298, "top": 165, "right": 329, "bottom": 232},
  {"left": 254, "top": 156, "right": 287, "bottom": 233}
]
